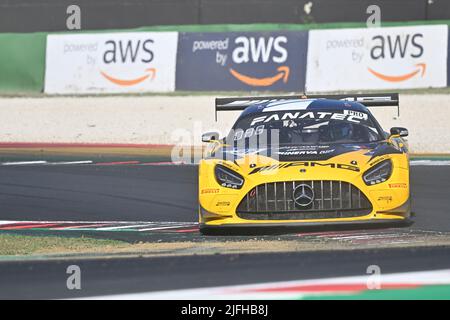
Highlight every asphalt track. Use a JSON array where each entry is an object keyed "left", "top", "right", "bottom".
[
  {"left": 1, "top": 246, "right": 450, "bottom": 299},
  {"left": 0, "top": 164, "right": 448, "bottom": 231},
  {"left": 0, "top": 164, "right": 450, "bottom": 299},
  {"left": 0, "top": 164, "right": 197, "bottom": 222}
]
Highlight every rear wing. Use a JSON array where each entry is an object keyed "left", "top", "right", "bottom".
[{"left": 215, "top": 93, "right": 399, "bottom": 120}]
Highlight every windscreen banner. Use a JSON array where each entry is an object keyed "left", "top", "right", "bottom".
[
  {"left": 176, "top": 31, "right": 308, "bottom": 91},
  {"left": 44, "top": 32, "right": 178, "bottom": 94},
  {"left": 306, "top": 25, "right": 448, "bottom": 92}
]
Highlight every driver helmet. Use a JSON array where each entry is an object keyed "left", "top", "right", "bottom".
[{"left": 329, "top": 121, "right": 354, "bottom": 141}]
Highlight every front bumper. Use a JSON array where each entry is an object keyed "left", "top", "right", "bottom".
[
  {"left": 199, "top": 157, "right": 411, "bottom": 232},
  {"left": 199, "top": 216, "right": 412, "bottom": 235},
  {"left": 199, "top": 195, "right": 411, "bottom": 234}
]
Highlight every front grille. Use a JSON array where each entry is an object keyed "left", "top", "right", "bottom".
[{"left": 236, "top": 181, "right": 372, "bottom": 220}]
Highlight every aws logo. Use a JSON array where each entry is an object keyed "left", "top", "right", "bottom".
[
  {"left": 368, "top": 34, "right": 426, "bottom": 82},
  {"left": 100, "top": 39, "right": 156, "bottom": 86},
  {"left": 229, "top": 36, "right": 290, "bottom": 87}
]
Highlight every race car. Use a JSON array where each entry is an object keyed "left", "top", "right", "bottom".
[{"left": 198, "top": 93, "right": 410, "bottom": 234}]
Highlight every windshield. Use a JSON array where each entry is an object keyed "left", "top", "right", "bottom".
[{"left": 229, "top": 109, "right": 384, "bottom": 146}]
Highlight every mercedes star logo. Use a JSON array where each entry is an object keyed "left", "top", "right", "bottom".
[{"left": 292, "top": 184, "right": 314, "bottom": 207}]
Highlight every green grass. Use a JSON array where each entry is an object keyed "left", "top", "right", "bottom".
[
  {"left": 303, "top": 285, "right": 450, "bottom": 300},
  {"left": 0, "top": 233, "right": 126, "bottom": 256}
]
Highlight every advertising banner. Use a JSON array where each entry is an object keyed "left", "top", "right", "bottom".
[
  {"left": 448, "top": 26, "right": 450, "bottom": 87},
  {"left": 45, "top": 32, "right": 178, "bottom": 94},
  {"left": 176, "top": 31, "right": 308, "bottom": 91},
  {"left": 306, "top": 25, "right": 448, "bottom": 92}
]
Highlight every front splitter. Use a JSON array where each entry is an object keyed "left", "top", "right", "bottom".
[{"left": 200, "top": 218, "right": 412, "bottom": 235}]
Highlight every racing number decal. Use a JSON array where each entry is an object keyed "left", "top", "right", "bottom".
[{"left": 234, "top": 125, "right": 265, "bottom": 140}]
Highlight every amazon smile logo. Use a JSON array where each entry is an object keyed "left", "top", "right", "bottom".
[
  {"left": 100, "top": 68, "right": 156, "bottom": 86},
  {"left": 368, "top": 63, "right": 426, "bottom": 82},
  {"left": 101, "top": 38, "right": 157, "bottom": 87},
  {"left": 229, "top": 66, "right": 290, "bottom": 87},
  {"left": 367, "top": 34, "right": 427, "bottom": 83},
  {"left": 229, "top": 36, "right": 290, "bottom": 87}
]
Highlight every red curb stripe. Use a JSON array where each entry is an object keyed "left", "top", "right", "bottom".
[
  {"left": 175, "top": 228, "right": 199, "bottom": 233},
  {"left": 140, "top": 162, "right": 178, "bottom": 166},
  {"left": 0, "top": 142, "right": 173, "bottom": 149},
  {"left": 0, "top": 222, "right": 36, "bottom": 228},
  {"left": 242, "top": 283, "right": 420, "bottom": 294},
  {"left": 0, "top": 223, "right": 60, "bottom": 230},
  {"left": 95, "top": 161, "right": 141, "bottom": 166},
  {"left": 51, "top": 223, "right": 113, "bottom": 230}
]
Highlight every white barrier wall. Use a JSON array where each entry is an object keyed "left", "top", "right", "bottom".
[
  {"left": 43, "top": 25, "right": 450, "bottom": 95},
  {"left": 45, "top": 32, "right": 178, "bottom": 94},
  {"left": 0, "top": 94, "right": 448, "bottom": 153},
  {"left": 306, "top": 25, "right": 448, "bottom": 92}
]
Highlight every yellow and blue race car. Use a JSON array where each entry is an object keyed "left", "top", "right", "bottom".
[{"left": 199, "top": 93, "right": 410, "bottom": 234}]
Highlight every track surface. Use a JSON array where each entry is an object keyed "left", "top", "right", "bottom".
[
  {"left": 0, "top": 164, "right": 448, "bottom": 231},
  {"left": 1, "top": 246, "right": 450, "bottom": 299},
  {"left": 0, "top": 164, "right": 450, "bottom": 299},
  {"left": 0, "top": 165, "right": 197, "bottom": 222}
]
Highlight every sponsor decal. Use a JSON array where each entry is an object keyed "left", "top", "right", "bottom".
[
  {"left": 45, "top": 32, "right": 178, "bottom": 93},
  {"left": 217, "top": 161, "right": 237, "bottom": 170},
  {"left": 249, "top": 161, "right": 360, "bottom": 175},
  {"left": 306, "top": 25, "right": 448, "bottom": 91},
  {"left": 276, "top": 147, "right": 335, "bottom": 156},
  {"left": 176, "top": 32, "right": 308, "bottom": 91},
  {"left": 201, "top": 188, "right": 220, "bottom": 194},
  {"left": 250, "top": 110, "right": 369, "bottom": 126},
  {"left": 100, "top": 68, "right": 156, "bottom": 86},
  {"left": 215, "top": 201, "right": 231, "bottom": 207},
  {"left": 343, "top": 109, "right": 368, "bottom": 120},
  {"left": 368, "top": 63, "right": 426, "bottom": 82},
  {"left": 230, "top": 65, "right": 290, "bottom": 87},
  {"left": 368, "top": 155, "right": 389, "bottom": 166},
  {"left": 389, "top": 183, "right": 407, "bottom": 189}
]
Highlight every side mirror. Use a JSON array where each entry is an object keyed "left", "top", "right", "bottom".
[
  {"left": 390, "top": 127, "right": 408, "bottom": 137},
  {"left": 202, "top": 131, "right": 220, "bottom": 142}
]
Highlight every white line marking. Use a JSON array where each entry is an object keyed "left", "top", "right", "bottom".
[
  {"left": 0, "top": 222, "right": 15, "bottom": 226},
  {"left": 411, "top": 160, "right": 450, "bottom": 166},
  {"left": 138, "top": 225, "right": 190, "bottom": 231},
  {"left": 46, "top": 161, "right": 93, "bottom": 165},
  {"left": 79, "top": 269, "right": 450, "bottom": 300},
  {"left": 95, "top": 224, "right": 156, "bottom": 231},
  {"left": 1, "top": 161, "right": 47, "bottom": 165},
  {"left": 329, "top": 234, "right": 410, "bottom": 240},
  {"left": 51, "top": 223, "right": 112, "bottom": 230}
]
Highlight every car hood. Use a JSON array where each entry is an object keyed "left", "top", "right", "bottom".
[{"left": 213, "top": 142, "right": 401, "bottom": 162}]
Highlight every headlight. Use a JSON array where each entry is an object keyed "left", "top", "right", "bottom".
[
  {"left": 215, "top": 164, "right": 244, "bottom": 189},
  {"left": 363, "top": 159, "right": 393, "bottom": 185}
]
